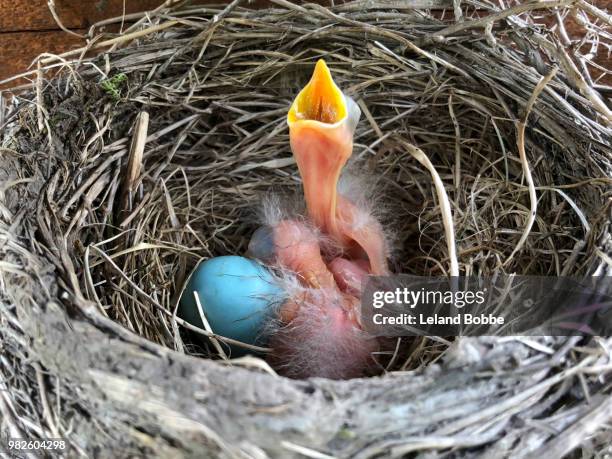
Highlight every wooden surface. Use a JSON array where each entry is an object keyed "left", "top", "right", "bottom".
[
  {"left": 0, "top": 0, "right": 165, "bottom": 31},
  {"left": 0, "top": 0, "right": 165, "bottom": 85}
]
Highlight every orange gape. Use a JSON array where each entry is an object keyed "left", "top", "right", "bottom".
[
  {"left": 287, "top": 60, "right": 352, "bottom": 242},
  {"left": 287, "top": 59, "right": 347, "bottom": 125},
  {"left": 287, "top": 59, "right": 388, "bottom": 276}
]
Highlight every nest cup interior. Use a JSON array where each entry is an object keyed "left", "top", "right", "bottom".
[{"left": 3, "top": 4, "right": 610, "bottom": 375}]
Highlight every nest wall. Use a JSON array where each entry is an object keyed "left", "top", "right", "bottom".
[{"left": 1, "top": 1, "right": 611, "bottom": 457}]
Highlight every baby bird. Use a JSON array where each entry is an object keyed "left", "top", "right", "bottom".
[{"left": 249, "top": 60, "right": 389, "bottom": 379}]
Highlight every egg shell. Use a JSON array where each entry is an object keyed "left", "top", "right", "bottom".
[{"left": 179, "top": 256, "right": 284, "bottom": 347}]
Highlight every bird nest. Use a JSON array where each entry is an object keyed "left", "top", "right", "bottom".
[{"left": 1, "top": 0, "right": 611, "bottom": 457}]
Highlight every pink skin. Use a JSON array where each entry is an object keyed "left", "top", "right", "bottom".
[
  {"left": 273, "top": 220, "right": 336, "bottom": 290},
  {"left": 329, "top": 257, "right": 369, "bottom": 297},
  {"left": 256, "top": 220, "right": 379, "bottom": 379},
  {"left": 336, "top": 196, "right": 389, "bottom": 276},
  {"left": 267, "top": 289, "right": 378, "bottom": 379}
]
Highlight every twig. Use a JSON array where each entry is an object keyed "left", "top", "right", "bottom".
[
  {"left": 35, "top": 63, "right": 44, "bottom": 132},
  {"left": 32, "top": 362, "right": 61, "bottom": 438},
  {"left": 433, "top": 0, "right": 575, "bottom": 38},
  {"left": 524, "top": 396, "right": 612, "bottom": 459},
  {"left": 578, "top": 0, "right": 612, "bottom": 27},
  {"left": 39, "top": 21, "right": 180, "bottom": 66},
  {"left": 400, "top": 139, "right": 459, "bottom": 277},
  {"left": 47, "top": 0, "right": 85, "bottom": 38},
  {"left": 504, "top": 67, "right": 558, "bottom": 268},
  {"left": 193, "top": 291, "right": 229, "bottom": 360},
  {"left": 554, "top": 43, "right": 612, "bottom": 125},
  {"left": 119, "top": 111, "right": 149, "bottom": 218},
  {"left": 281, "top": 441, "right": 337, "bottom": 459},
  {"left": 448, "top": 92, "right": 461, "bottom": 191},
  {"left": 452, "top": 0, "right": 463, "bottom": 22}
]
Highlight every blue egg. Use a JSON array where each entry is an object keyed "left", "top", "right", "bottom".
[{"left": 179, "top": 256, "right": 284, "bottom": 347}]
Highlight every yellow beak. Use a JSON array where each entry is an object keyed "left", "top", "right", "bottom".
[
  {"left": 287, "top": 60, "right": 358, "bottom": 239},
  {"left": 288, "top": 59, "right": 347, "bottom": 125}
]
